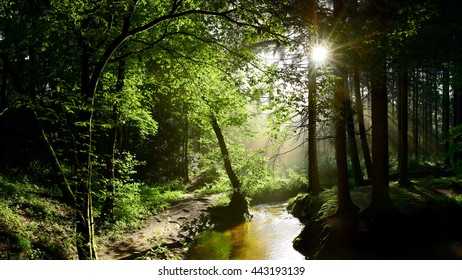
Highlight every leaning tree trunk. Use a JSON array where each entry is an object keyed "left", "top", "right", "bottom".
[{"left": 210, "top": 115, "right": 249, "bottom": 219}]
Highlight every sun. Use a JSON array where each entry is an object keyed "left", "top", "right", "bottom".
[{"left": 311, "top": 45, "right": 329, "bottom": 63}]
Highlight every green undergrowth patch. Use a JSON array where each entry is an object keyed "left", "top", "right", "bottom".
[
  {"left": 194, "top": 168, "right": 307, "bottom": 206},
  {"left": 194, "top": 176, "right": 231, "bottom": 197},
  {"left": 290, "top": 177, "right": 462, "bottom": 225},
  {"left": 0, "top": 175, "right": 76, "bottom": 259},
  {"left": 246, "top": 170, "right": 307, "bottom": 205},
  {"left": 140, "top": 183, "right": 185, "bottom": 215},
  {"left": 98, "top": 180, "right": 186, "bottom": 237},
  {"left": 288, "top": 187, "right": 338, "bottom": 223},
  {"left": 392, "top": 177, "right": 462, "bottom": 212}
]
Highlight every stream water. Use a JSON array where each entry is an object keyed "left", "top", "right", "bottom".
[{"left": 186, "top": 203, "right": 305, "bottom": 260}]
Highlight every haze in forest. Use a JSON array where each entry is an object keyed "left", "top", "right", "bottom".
[{"left": 1, "top": 0, "right": 462, "bottom": 261}]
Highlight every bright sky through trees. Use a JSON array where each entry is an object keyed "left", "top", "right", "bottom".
[{"left": 311, "top": 45, "right": 329, "bottom": 63}]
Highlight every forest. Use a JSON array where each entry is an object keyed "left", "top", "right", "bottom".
[{"left": 1, "top": 0, "right": 462, "bottom": 260}]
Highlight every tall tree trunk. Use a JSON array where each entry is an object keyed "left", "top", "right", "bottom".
[
  {"left": 369, "top": 49, "right": 392, "bottom": 213},
  {"left": 453, "top": 32, "right": 462, "bottom": 163},
  {"left": 308, "top": 63, "right": 321, "bottom": 195},
  {"left": 0, "top": 66, "right": 8, "bottom": 167},
  {"left": 306, "top": 0, "right": 321, "bottom": 195},
  {"left": 101, "top": 59, "right": 125, "bottom": 223},
  {"left": 433, "top": 69, "right": 439, "bottom": 155},
  {"left": 413, "top": 69, "right": 419, "bottom": 159},
  {"left": 182, "top": 107, "right": 190, "bottom": 183},
  {"left": 334, "top": 67, "right": 355, "bottom": 214},
  {"left": 345, "top": 72, "right": 365, "bottom": 187},
  {"left": 398, "top": 65, "right": 412, "bottom": 187},
  {"left": 442, "top": 66, "right": 450, "bottom": 166},
  {"left": 353, "top": 67, "right": 372, "bottom": 180},
  {"left": 75, "top": 37, "right": 97, "bottom": 259},
  {"left": 333, "top": 0, "right": 356, "bottom": 214},
  {"left": 424, "top": 68, "right": 430, "bottom": 155}
]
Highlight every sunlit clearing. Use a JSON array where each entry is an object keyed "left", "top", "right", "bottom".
[{"left": 311, "top": 45, "right": 329, "bottom": 63}]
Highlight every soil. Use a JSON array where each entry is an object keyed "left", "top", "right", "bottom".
[{"left": 98, "top": 193, "right": 221, "bottom": 260}]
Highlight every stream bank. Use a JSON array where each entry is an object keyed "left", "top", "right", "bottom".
[
  {"left": 291, "top": 181, "right": 462, "bottom": 259},
  {"left": 98, "top": 192, "right": 306, "bottom": 260},
  {"left": 98, "top": 193, "right": 220, "bottom": 260}
]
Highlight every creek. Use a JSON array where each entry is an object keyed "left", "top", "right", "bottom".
[{"left": 185, "top": 202, "right": 305, "bottom": 260}]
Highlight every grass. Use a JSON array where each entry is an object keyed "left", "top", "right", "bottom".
[{"left": 0, "top": 175, "right": 76, "bottom": 259}]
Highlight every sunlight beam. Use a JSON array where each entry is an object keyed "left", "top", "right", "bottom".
[{"left": 311, "top": 45, "right": 329, "bottom": 64}]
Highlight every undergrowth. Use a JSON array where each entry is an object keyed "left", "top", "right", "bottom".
[
  {"left": 0, "top": 172, "right": 186, "bottom": 259},
  {"left": 194, "top": 168, "right": 307, "bottom": 206},
  {"left": 0, "top": 175, "right": 76, "bottom": 259}
]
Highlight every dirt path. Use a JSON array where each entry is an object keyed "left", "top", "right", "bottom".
[{"left": 98, "top": 193, "right": 221, "bottom": 260}]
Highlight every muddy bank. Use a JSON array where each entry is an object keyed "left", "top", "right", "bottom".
[{"left": 98, "top": 193, "right": 220, "bottom": 260}]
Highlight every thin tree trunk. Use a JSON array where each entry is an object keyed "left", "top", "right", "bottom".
[
  {"left": 353, "top": 67, "right": 372, "bottom": 180},
  {"left": 443, "top": 66, "right": 450, "bottom": 166},
  {"left": 333, "top": 0, "right": 356, "bottom": 214},
  {"left": 426, "top": 68, "right": 432, "bottom": 155},
  {"left": 33, "top": 108, "right": 76, "bottom": 203},
  {"left": 308, "top": 63, "right": 321, "bottom": 195},
  {"left": 182, "top": 107, "right": 190, "bottom": 183},
  {"left": 433, "top": 68, "right": 439, "bottom": 155},
  {"left": 398, "top": 65, "right": 412, "bottom": 187},
  {"left": 75, "top": 35, "right": 97, "bottom": 259},
  {"left": 101, "top": 59, "right": 125, "bottom": 223},
  {"left": 345, "top": 72, "right": 365, "bottom": 187},
  {"left": 0, "top": 66, "right": 8, "bottom": 167},
  {"left": 454, "top": 32, "right": 462, "bottom": 163},
  {"left": 334, "top": 67, "right": 356, "bottom": 214},
  {"left": 306, "top": 0, "right": 321, "bottom": 195},
  {"left": 413, "top": 69, "right": 419, "bottom": 158}
]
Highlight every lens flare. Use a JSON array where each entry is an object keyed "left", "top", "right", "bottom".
[{"left": 311, "top": 45, "right": 329, "bottom": 63}]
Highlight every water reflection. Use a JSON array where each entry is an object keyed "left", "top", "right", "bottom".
[{"left": 186, "top": 203, "right": 305, "bottom": 260}]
